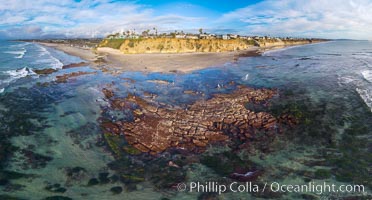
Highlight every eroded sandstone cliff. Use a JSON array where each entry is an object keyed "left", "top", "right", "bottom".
[
  {"left": 99, "top": 38, "right": 321, "bottom": 54},
  {"left": 99, "top": 38, "right": 256, "bottom": 53}
]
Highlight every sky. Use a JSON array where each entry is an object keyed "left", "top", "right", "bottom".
[{"left": 0, "top": 0, "right": 371, "bottom": 40}]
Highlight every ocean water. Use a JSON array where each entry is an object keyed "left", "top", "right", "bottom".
[
  {"left": 0, "top": 41, "right": 83, "bottom": 93},
  {"left": 0, "top": 40, "right": 371, "bottom": 199}
]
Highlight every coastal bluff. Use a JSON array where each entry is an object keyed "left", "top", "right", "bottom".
[
  {"left": 99, "top": 38, "right": 255, "bottom": 53},
  {"left": 98, "top": 38, "right": 319, "bottom": 54}
]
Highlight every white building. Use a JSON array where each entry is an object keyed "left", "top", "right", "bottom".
[
  {"left": 186, "top": 35, "right": 199, "bottom": 39},
  {"left": 175, "top": 34, "right": 186, "bottom": 39}
]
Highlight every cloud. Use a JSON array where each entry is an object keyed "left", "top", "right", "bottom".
[
  {"left": 0, "top": 0, "right": 371, "bottom": 39},
  {"left": 0, "top": 0, "right": 206, "bottom": 39},
  {"left": 218, "top": 0, "right": 372, "bottom": 39}
]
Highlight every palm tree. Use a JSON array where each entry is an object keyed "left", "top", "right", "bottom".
[{"left": 153, "top": 27, "right": 158, "bottom": 36}]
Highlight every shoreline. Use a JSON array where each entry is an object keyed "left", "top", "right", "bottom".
[{"left": 36, "top": 41, "right": 321, "bottom": 74}]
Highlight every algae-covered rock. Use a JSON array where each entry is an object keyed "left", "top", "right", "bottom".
[
  {"left": 200, "top": 151, "right": 262, "bottom": 179},
  {"left": 87, "top": 178, "right": 99, "bottom": 186},
  {"left": 123, "top": 145, "right": 142, "bottom": 155},
  {"left": 0, "top": 195, "right": 26, "bottom": 200},
  {"left": 110, "top": 186, "right": 123, "bottom": 194},
  {"left": 314, "top": 169, "right": 331, "bottom": 179},
  {"left": 43, "top": 196, "right": 72, "bottom": 200},
  {"left": 45, "top": 183, "right": 67, "bottom": 193},
  {"left": 98, "top": 172, "right": 110, "bottom": 184}
]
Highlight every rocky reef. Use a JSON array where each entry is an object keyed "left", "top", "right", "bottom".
[
  {"left": 100, "top": 86, "right": 297, "bottom": 155},
  {"left": 55, "top": 71, "right": 96, "bottom": 83},
  {"left": 33, "top": 62, "right": 89, "bottom": 76}
]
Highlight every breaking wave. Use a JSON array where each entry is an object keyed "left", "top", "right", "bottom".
[
  {"left": 361, "top": 70, "right": 372, "bottom": 83},
  {"left": 356, "top": 88, "right": 372, "bottom": 112},
  {"left": 0, "top": 67, "right": 37, "bottom": 92},
  {"left": 2, "top": 67, "right": 37, "bottom": 83},
  {"left": 4, "top": 48, "right": 27, "bottom": 59},
  {"left": 37, "top": 45, "right": 63, "bottom": 69}
]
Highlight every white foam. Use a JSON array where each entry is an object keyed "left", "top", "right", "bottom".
[
  {"left": 262, "top": 45, "right": 299, "bottom": 55},
  {"left": 38, "top": 45, "right": 49, "bottom": 57},
  {"left": 242, "top": 73, "right": 249, "bottom": 81},
  {"left": 37, "top": 45, "right": 63, "bottom": 69},
  {"left": 338, "top": 76, "right": 356, "bottom": 85},
  {"left": 262, "top": 41, "right": 333, "bottom": 56},
  {"left": 50, "top": 56, "right": 64, "bottom": 69},
  {"left": 361, "top": 70, "right": 372, "bottom": 83},
  {"left": 0, "top": 67, "right": 38, "bottom": 94},
  {"left": 3, "top": 67, "right": 36, "bottom": 83},
  {"left": 356, "top": 88, "right": 372, "bottom": 112},
  {"left": 4, "top": 48, "right": 27, "bottom": 59}
]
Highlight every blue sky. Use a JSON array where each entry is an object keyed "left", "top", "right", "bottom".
[{"left": 0, "top": 0, "right": 371, "bottom": 39}]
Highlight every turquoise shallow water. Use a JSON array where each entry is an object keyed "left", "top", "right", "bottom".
[{"left": 0, "top": 40, "right": 371, "bottom": 199}]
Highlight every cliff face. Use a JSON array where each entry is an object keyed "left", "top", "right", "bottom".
[
  {"left": 99, "top": 38, "right": 321, "bottom": 54},
  {"left": 99, "top": 38, "right": 256, "bottom": 54},
  {"left": 256, "top": 39, "right": 318, "bottom": 48}
]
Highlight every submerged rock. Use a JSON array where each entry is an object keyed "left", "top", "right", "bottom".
[
  {"left": 55, "top": 71, "right": 96, "bottom": 83},
  {"left": 20, "top": 149, "right": 53, "bottom": 169},
  {"left": 62, "top": 62, "right": 88, "bottom": 69},
  {"left": 110, "top": 186, "right": 123, "bottom": 194},
  {"left": 0, "top": 195, "right": 26, "bottom": 200},
  {"left": 87, "top": 178, "right": 99, "bottom": 186},
  {"left": 45, "top": 183, "right": 67, "bottom": 193},
  {"left": 34, "top": 68, "right": 58, "bottom": 75},
  {"left": 102, "top": 88, "right": 114, "bottom": 99},
  {"left": 98, "top": 172, "right": 110, "bottom": 184},
  {"left": 198, "top": 193, "right": 220, "bottom": 200},
  {"left": 43, "top": 196, "right": 72, "bottom": 200}
]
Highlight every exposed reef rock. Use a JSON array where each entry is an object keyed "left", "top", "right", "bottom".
[
  {"left": 62, "top": 62, "right": 89, "bottom": 69},
  {"left": 101, "top": 86, "right": 295, "bottom": 155},
  {"left": 34, "top": 68, "right": 58, "bottom": 75},
  {"left": 55, "top": 71, "right": 96, "bottom": 83},
  {"left": 33, "top": 62, "right": 89, "bottom": 75}
]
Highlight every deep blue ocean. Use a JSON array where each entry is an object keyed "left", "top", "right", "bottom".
[{"left": 0, "top": 40, "right": 371, "bottom": 199}]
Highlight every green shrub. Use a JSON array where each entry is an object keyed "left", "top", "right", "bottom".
[
  {"left": 100, "top": 39, "right": 125, "bottom": 49},
  {"left": 128, "top": 41, "right": 134, "bottom": 48},
  {"left": 157, "top": 44, "right": 164, "bottom": 51}
]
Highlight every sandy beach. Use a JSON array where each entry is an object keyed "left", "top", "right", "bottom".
[
  {"left": 38, "top": 41, "right": 314, "bottom": 74},
  {"left": 38, "top": 42, "right": 263, "bottom": 73},
  {"left": 38, "top": 42, "right": 97, "bottom": 62}
]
